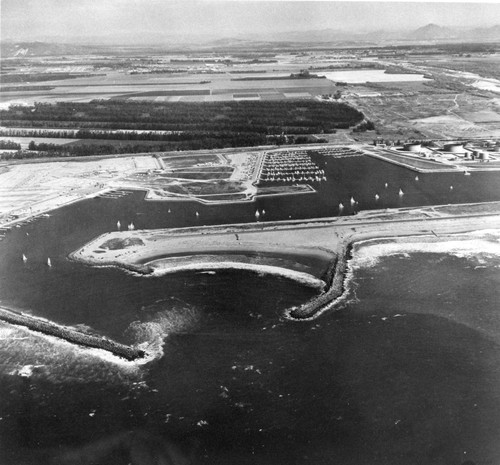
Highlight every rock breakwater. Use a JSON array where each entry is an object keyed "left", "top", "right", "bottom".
[
  {"left": 289, "top": 243, "right": 353, "bottom": 319},
  {"left": 0, "top": 307, "right": 145, "bottom": 361}
]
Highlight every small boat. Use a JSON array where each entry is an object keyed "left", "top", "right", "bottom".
[
  {"left": 398, "top": 189, "right": 404, "bottom": 196},
  {"left": 117, "top": 220, "right": 121, "bottom": 229},
  {"left": 195, "top": 211, "right": 199, "bottom": 218},
  {"left": 22, "top": 254, "right": 27, "bottom": 263},
  {"left": 384, "top": 183, "right": 388, "bottom": 189},
  {"left": 47, "top": 257, "right": 52, "bottom": 267},
  {"left": 168, "top": 208, "right": 171, "bottom": 213},
  {"left": 350, "top": 197, "right": 356, "bottom": 206},
  {"left": 262, "top": 209, "right": 266, "bottom": 215},
  {"left": 464, "top": 171, "right": 471, "bottom": 176},
  {"left": 415, "top": 176, "right": 419, "bottom": 181},
  {"left": 450, "top": 185, "right": 453, "bottom": 190},
  {"left": 375, "top": 194, "right": 380, "bottom": 201},
  {"left": 255, "top": 210, "right": 260, "bottom": 220},
  {"left": 339, "top": 202, "right": 344, "bottom": 211},
  {"left": 128, "top": 222, "right": 135, "bottom": 231}
]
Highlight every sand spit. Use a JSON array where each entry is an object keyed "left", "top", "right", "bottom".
[
  {"left": 70, "top": 205, "right": 500, "bottom": 320},
  {"left": 70, "top": 232, "right": 335, "bottom": 284},
  {"left": 0, "top": 307, "right": 145, "bottom": 362}
]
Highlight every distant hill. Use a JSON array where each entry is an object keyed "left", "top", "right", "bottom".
[
  {"left": 0, "top": 41, "right": 101, "bottom": 57},
  {"left": 1, "top": 23, "right": 499, "bottom": 55},
  {"left": 407, "top": 23, "right": 458, "bottom": 41},
  {"left": 466, "top": 24, "right": 500, "bottom": 40},
  {"left": 238, "top": 23, "right": 500, "bottom": 45}
]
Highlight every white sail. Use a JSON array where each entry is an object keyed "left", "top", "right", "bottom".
[
  {"left": 398, "top": 188, "right": 404, "bottom": 196},
  {"left": 339, "top": 203, "right": 344, "bottom": 210},
  {"left": 375, "top": 194, "right": 380, "bottom": 201},
  {"left": 22, "top": 254, "right": 27, "bottom": 263},
  {"left": 415, "top": 176, "right": 419, "bottom": 181},
  {"left": 255, "top": 210, "right": 260, "bottom": 219},
  {"left": 350, "top": 197, "right": 355, "bottom": 206},
  {"left": 384, "top": 182, "right": 388, "bottom": 188},
  {"left": 117, "top": 220, "right": 121, "bottom": 229},
  {"left": 47, "top": 257, "right": 52, "bottom": 267}
]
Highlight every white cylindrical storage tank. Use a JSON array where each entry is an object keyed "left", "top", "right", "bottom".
[
  {"left": 444, "top": 143, "right": 464, "bottom": 153},
  {"left": 404, "top": 143, "right": 421, "bottom": 152}
]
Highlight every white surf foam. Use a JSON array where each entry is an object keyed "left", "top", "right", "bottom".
[
  {"left": 125, "top": 304, "right": 200, "bottom": 363},
  {"left": 0, "top": 324, "right": 143, "bottom": 384},
  {"left": 148, "top": 260, "right": 325, "bottom": 289},
  {"left": 351, "top": 230, "right": 500, "bottom": 269}
]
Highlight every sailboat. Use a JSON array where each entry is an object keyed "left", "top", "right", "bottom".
[
  {"left": 195, "top": 211, "right": 200, "bottom": 218},
  {"left": 128, "top": 222, "right": 135, "bottom": 231},
  {"left": 22, "top": 254, "right": 27, "bottom": 263},
  {"left": 47, "top": 257, "right": 52, "bottom": 267},
  {"left": 384, "top": 183, "right": 388, "bottom": 189},
  {"left": 398, "top": 189, "right": 404, "bottom": 196},
  {"left": 450, "top": 185, "right": 453, "bottom": 190},
  {"left": 168, "top": 208, "right": 171, "bottom": 213},
  {"left": 117, "top": 220, "right": 121, "bottom": 229},
  {"left": 255, "top": 210, "right": 260, "bottom": 220},
  {"left": 262, "top": 209, "right": 266, "bottom": 215},
  {"left": 350, "top": 197, "right": 356, "bottom": 206},
  {"left": 415, "top": 175, "right": 419, "bottom": 181},
  {"left": 375, "top": 194, "right": 380, "bottom": 201},
  {"left": 339, "top": 202, "right": 344, "bottom": 211}
]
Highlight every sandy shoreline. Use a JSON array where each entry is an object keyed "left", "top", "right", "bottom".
[{"left": 148, "top": 259, "right": 326, "bottom": 289}]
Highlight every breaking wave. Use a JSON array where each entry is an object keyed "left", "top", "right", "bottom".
[
  {"left": 0, "top": 322, "right": 142, "bottom": 385},
  {"left": 351, "top": 230, "right": 500, "bottom": 269},
  {"left": 125, "top": 303, "right": 201, "bottom": 363},
  {"left": 147, "top": 260, "right": 326, "bottom": 290}
]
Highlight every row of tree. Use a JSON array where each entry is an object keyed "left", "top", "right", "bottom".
[
  {"left": 0, "top": 101, "right": 364, "bottom": 135},
  {"left": 15, "top": 133, "right": 329, "bottom": 159},
  {"left": 0, "top": 140, "right": 21, "bottom": 150}
]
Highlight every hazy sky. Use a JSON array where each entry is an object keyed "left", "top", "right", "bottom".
[{"left": 2, "top": 0, "right": 499, "bottom": 42}]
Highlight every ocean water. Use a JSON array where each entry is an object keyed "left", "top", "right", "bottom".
[
  {"left": 0, "top": 155, "right": 500, "bottom": 464},
  {"left": 2, "top": 241, "right": 500, "bottom": 464}
]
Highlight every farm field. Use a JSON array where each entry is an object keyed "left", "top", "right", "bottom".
[
  {"left": 1, "top": 46, "right": 499, "bottom": 148},
  {"left": 345, "top": 80, "right": 500, "bottom": 140}
]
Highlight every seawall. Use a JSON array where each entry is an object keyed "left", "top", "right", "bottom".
[{"left": 0, "top": 307, "right": 145, "bottom": 361}]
